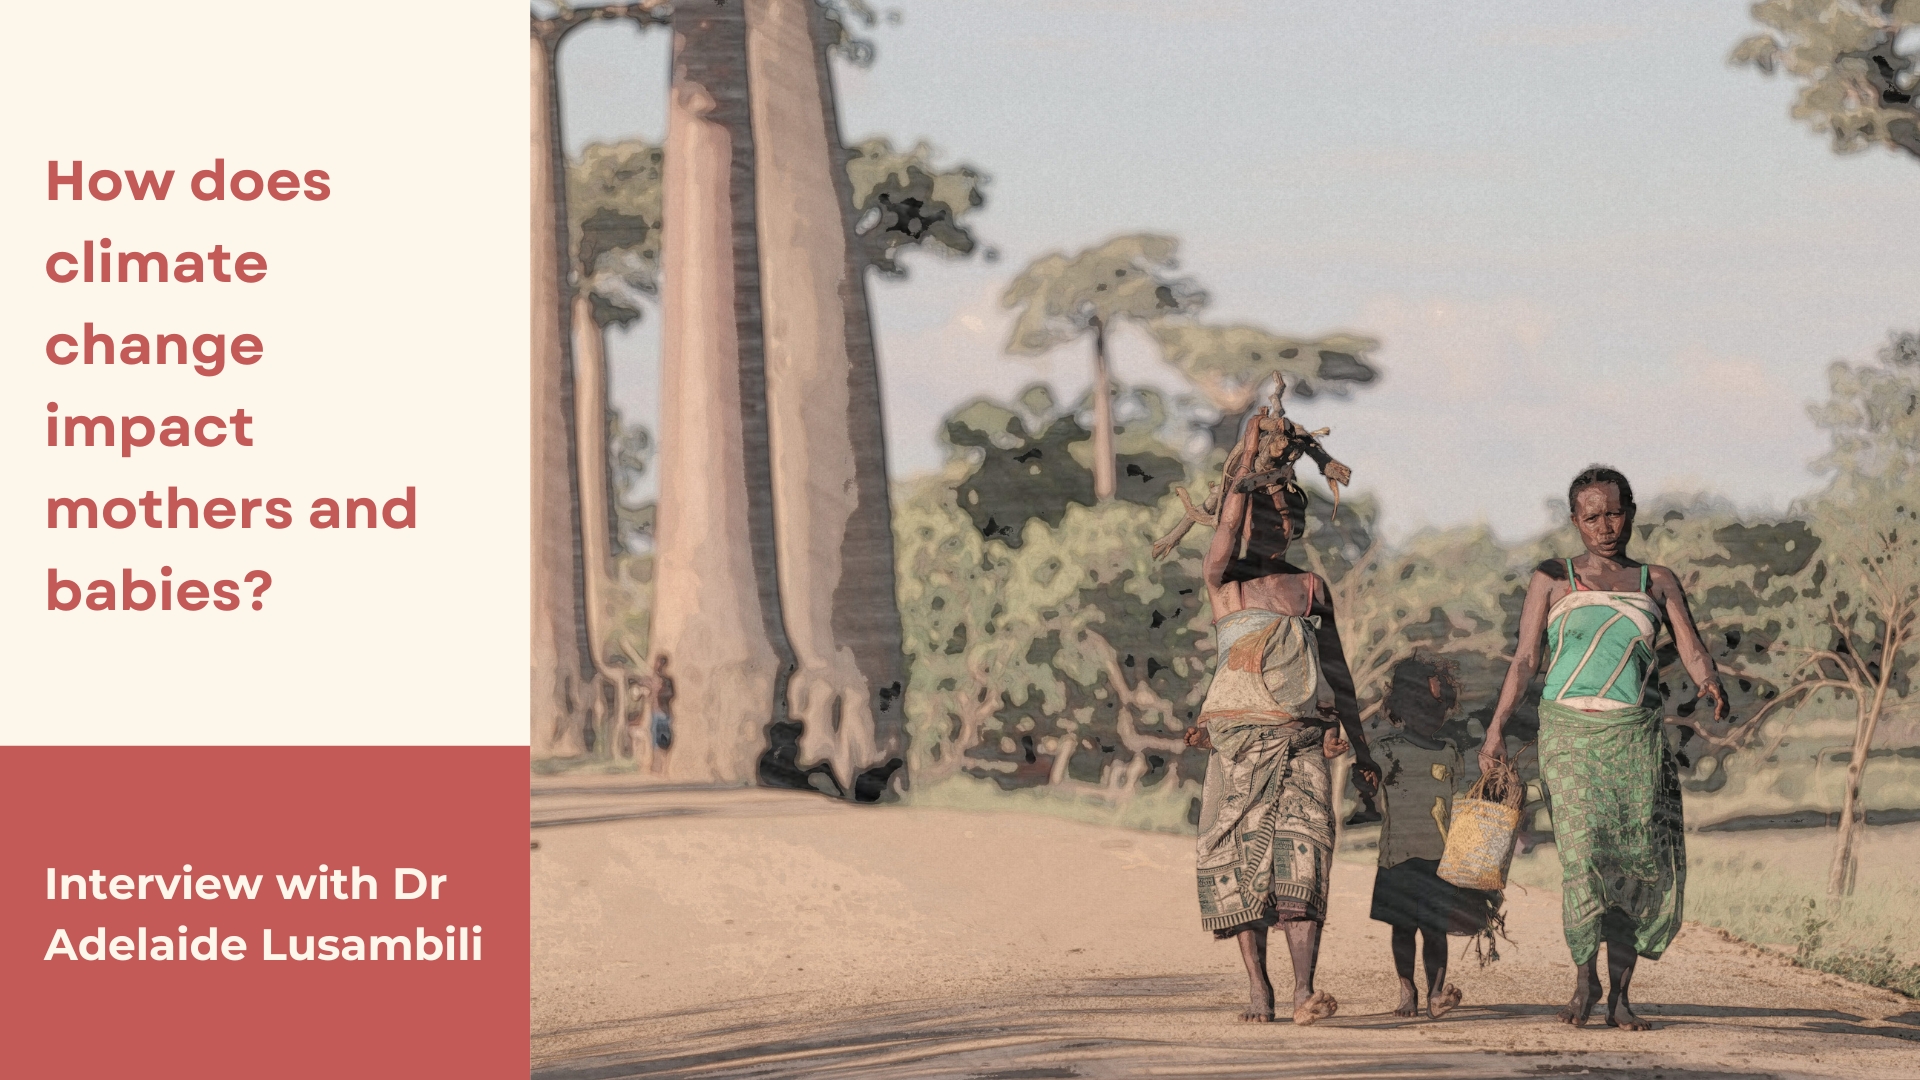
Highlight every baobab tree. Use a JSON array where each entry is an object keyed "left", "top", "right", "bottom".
[
  {"left": 531, "top": 19, "right": 594, "bottom": 757},
  {"left": 532, "top": 3, "right": 669, "bottom": 760},
  {"left": 1002, "top": 235, "right": 1207, "bottom": 502},
  {"left": 537, "top": 1, "right": 985, "bottom": 788},
  {"left": 568, "top": 139, "right": 663, "bottom": 756},
  {"left": 744, "top": 0, "right": 909, "bottom": 794},
  {"left": 648, "top": 0, "right": 800, "bottom": 784}
]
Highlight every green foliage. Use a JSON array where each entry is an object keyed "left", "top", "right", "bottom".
[
  {"left": 895, "top": 383, "right": 1226, "bottom": 806},
  {"left": 845, "top": 138, "right": 989, "bottom": 277},
  {"left": 1150, "top": 321, "right": 1382, "bottom": 414},
  {"left": 1628, "top": 501, "right": 1824, "bottom": 787},
  {"left": 941, "top": 384, "right": 1185, "bottom": 544},
  {"left": 1732, "top": 0, "right": 1920, "bottom": 160},
  {"left": 567, "top": 140, "right": 664, "bottom": 327},
  {"left": 1809, "top": 330, "right": 1920, "bottom": 504},
  {"left": 601, "top": 551, "right": 655, "bottom": 694},
  {"left": 893, "top": 461, "right": 1214, "bottom": 800},
  {"left": 1698, "top": 335, "right": 1920, "bottom": 874},
  {"left": 608, "top": 408, "right": 654, "bottom": 555},
  {"left": 1302, "top": 508, "right": 1511, "bottom": 713},
  {"left": 1002, "top": 235, "right": 1207, "bottom": 355}
]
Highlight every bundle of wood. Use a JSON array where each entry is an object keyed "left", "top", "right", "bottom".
[{"left": 1148, "top": 397, "right": 1346, "bottom": 561}]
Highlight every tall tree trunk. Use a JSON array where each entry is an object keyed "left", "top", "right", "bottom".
[
  {"left": 744, "top": 0, "right": 906, "bottom": 793},
  {"left": 531, "top": 32, "right": 590, "bottom": 758},
  {"left": 572, "top": 295, "right": 630, "bottom": 756},
  {"left": 651, "top": 1, "right": 795, "bottom": 784},
  {"left": 1090, "top": 317, "right": 1116, "bottom": 502}
]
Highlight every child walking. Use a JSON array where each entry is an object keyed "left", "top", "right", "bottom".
[{"left": 1368, "top": 651, "right": 1500, "bottom": 1018}]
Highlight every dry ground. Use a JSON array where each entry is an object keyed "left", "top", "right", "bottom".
[{"left": 531, "top": 782, "right": 1920, "bottom": 1080}]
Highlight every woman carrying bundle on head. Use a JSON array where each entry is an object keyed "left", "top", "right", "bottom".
[
  {"left": 1480, "top": 466, "right": 1729, "bottom": 1031},
  {"left": 1183, "top": 422, "right": 1379, "bottom": 1025}
]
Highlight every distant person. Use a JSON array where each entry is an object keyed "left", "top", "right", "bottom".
[
  {"left": 647, "top": 655, "right": 675, "bottom": 775},
  {"left": 1184, "top": 426, "right": 1379, "bottom": 1025},
  {"left": 1368, "top": 651, "right": 1499, "bottom": 1019},
  {"left": 1481, "top": 466, "right": 1729, "bottom": 1030}
]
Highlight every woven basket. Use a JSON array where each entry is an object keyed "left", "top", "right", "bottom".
[{"left": 1437, "top": 756, "right": 1525, "bottom": 891}]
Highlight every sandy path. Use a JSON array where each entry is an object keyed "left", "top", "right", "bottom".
[{"left": 531, "top": 784, "right": 1919, "bottom": 1079}]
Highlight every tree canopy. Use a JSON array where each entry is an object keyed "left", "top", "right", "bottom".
[
  {"left": 1733, "top": 0, "right": 1920, "bottom": 160},
  {"left": 845, "top": 137, "right": 989, "bottom": 277},
  {"left": 1149, "top": 321, "right": 1382, "bottom": 414},
  {"left": 1001, "top": 234, "right": 1207, "bottom": 356}
]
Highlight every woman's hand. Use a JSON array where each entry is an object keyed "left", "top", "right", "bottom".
[
  {"left": 1701, "top": 680, "right": 1730, "bottom": 725},
  {"left": 1477, "top": 728, "right": 1507, "bottom": 777},
  {"left": 1183, "top": 724, "right": 1214, "bottom": 751}
]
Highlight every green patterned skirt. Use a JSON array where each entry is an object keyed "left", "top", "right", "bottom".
[{"left": 1537, "top": 699, "right": 1686, "bottom": 963}]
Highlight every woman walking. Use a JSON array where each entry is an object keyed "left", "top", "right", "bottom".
[
  {"left": 1184, "top": 425, "right": 1380, "bottom": 1024},
  {"left": 1480, "top": 466, "right": 1728, "bottom": 1030}
]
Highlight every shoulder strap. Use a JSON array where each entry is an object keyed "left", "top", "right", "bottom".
[
  {"left": 1640, "top": 564, "right": 1650, "bottom": 592},
  {"left": 1564, "top": 558, "right": 1579, "bottom": 590}
]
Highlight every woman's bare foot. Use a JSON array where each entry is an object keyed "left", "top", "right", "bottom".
[
  {"left": 1241, "top": 979, "right": 1275, "bottom": 1022},
  {"left": 1292, "top": 989, "right": 1337, "bottom": 1025},
  {"left": 1604, "top": 928, "right": 1651, "bottom": 1029},
  {"left": 1428, "top": 982, "right": 1463, "bottom": 1019},
  {"left": 1236, "top": 927, "right": 1274, "bottom": 1023},
  {"left": 1393, "top": 978, "right": 1419, "bottom": 1017},
  {"left": 1606, "top": 993, "right": 1652, "bottom": 1031},
  {"left": 1557, "top": 966, "right": 1602, "bottom": 1026}
]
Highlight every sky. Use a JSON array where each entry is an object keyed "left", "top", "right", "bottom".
[{"left": 553, "top": 1, "right": 1919, "bottom": 542}]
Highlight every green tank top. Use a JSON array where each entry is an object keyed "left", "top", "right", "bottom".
[{"left": 1542, "top": 560, "right": 1663, "bottom": 711}]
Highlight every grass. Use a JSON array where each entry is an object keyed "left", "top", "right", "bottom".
[
  {"left": 1684, "top": 824, "right": 1920, "bottom": 970},
  {"left": 1804, "top": 947, "right": 1920, "bottom": 998}
]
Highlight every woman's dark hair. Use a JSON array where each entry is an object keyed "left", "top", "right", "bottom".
[{"left": 1568, "top": 465, "right": 1635, "bottom": 513}]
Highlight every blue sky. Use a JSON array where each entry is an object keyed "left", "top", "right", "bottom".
[{"left": 554, "top": 1, "right": 1918, "bottom": 541}]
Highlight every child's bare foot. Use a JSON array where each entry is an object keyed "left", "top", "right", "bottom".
[
  {"left": 1427, "top": 982, "right": 1462, "bottom": 1019},
  {"left": 1392, "top": 978, "right": 1418, "bottom": 1017},
  {"left": 1292, "top": 989, "right": 1337, "bottom": 1025},
  {"left": 1606, "top": 993, "right": 1652, "bottom": 1031},
  {"left": 1558, "top": 968, "right": 1602, "bottom": 1026}
]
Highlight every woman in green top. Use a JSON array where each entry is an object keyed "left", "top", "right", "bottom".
[{"left": 1481, "top": 466, "right": 1728, "bottom": 1031}]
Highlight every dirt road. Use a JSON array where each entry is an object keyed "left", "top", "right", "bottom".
[{"left": 531, "top": 783, "right": 1919, "bottom": 1079}]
